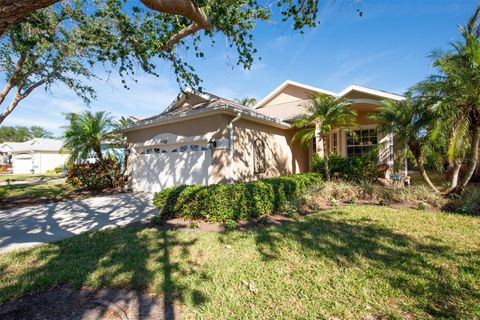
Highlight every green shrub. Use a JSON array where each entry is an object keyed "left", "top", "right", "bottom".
[
  {"left": 224, "top": 219, "right": 236, "bottom": 231},
  {"left": 0, "top": 186, "right": 8, "bottom": 201},
  {"left": 417, "top": 202, "right": 427, "bottom": 210},
  {"left": 153, "top": 173, "right": 323, "bottom": 222},
  {"left": 189, "top": 222, "right": 199, "bottom": 229},
  {"left": 312, "top": 152, "right": 378, "bottom": 183},
  {"left": 66, "top": 159, "right": 125, "bottom": 191}
]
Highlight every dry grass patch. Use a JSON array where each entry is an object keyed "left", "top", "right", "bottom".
[{"left": 301, "top": 181, "right": 446, "bottom": 210}]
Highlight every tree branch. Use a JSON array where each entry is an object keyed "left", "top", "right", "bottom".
[
  {"left": 162, "top": 21, "right": 205, "bottom": 51},
  {"left": 0, "top": 70, "right": 56, "bottom": 124},
  {"left": 140, "top": 0, "right": 212, "bottom": 29},
  {"left": 19, "top": 77, "right": 49, "bottom": 98},
  {"left": 0, "top": 52, "right": 27, "bottom": 105},
  {"left": 0, "top": 87, "right": 24, "bottom": 124},
  {"left": 0, "top": 0, "right": 60, "bottom": 36}
]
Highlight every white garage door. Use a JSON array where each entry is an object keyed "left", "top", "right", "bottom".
[
  {"left": 13, "top": 155, "right": 33, "bottom": 174},
  {"left": 131, "top": 144, "right": 211, "bottom": 192}
]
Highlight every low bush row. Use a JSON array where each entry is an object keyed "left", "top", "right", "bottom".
[{"left": 153, "top": 173, "right": 323, "bottom": 222}]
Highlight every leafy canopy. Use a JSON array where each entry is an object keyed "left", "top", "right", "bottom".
[
  {"left": 0, "top": 0, "right": 357, "bottom": 124},
  {"left": 0, "top": 125, "right": 54, "bottom": 142}
]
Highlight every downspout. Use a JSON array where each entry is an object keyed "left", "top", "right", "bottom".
[{"left": 228, "top": 113, "right": 242, "bottom": 183}]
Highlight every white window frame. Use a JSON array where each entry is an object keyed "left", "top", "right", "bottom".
[{"left": 343, "top": 125, "right": 380, "bottom": 158}]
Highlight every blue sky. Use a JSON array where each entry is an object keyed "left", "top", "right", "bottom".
[{"left": 1, "top": 0, "right": 476, "bottom": 135}]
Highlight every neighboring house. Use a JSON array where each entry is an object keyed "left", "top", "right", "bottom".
[
  {"left": 0, "top": 138, "right": 69, "bottom": 174},
  {"left": 122, "top": 80, "right": 404, "bottom": 192}
]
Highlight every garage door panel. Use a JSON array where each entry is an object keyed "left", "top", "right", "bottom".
[
  {"left": 13, "top": 157, "right": 33, "bottom": 174},
  {"left": 132, "top": 148, "right": 211, "bottom": 192}
]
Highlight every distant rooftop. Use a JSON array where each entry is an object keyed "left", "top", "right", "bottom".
[{"left": 0, "top": 138, "right": 64, "bottom": 153}]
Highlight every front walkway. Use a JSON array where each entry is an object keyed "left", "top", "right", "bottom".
[{"left": 0, "top": 192, "right": 156, "bottom": 253}]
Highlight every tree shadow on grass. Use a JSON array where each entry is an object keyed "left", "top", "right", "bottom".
[
  {"left": 0, "top": 225, "right": 205, "bottom": 320},
  {"left": 222, "top": 211, "right": 480, "bottom": 319}
]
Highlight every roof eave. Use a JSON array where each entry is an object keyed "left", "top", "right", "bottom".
[
  {"left": 253, "top": 80, "right": 336, "bottom": 109},
  {"left": 337, "top": 85, "right": 405, "bottom": 101},
  {"left": 120, "top": 105, "right": 291, "bottom": 133}
]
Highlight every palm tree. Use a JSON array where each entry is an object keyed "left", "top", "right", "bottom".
[
  {"left": 110, "top": 116, "right": 135, "bottom": 172},
  {"left": 63, "top": 111, "right": 113, "bottom": 164},
  {"left": 291, "top": 93, "right": 356, "bottom": 181},
  {"left": 372, "top": 97, "right": 440, "bottom": 193},
  {"left": 234, "top": 97, "right": 257, "bottom": 108},
  {"left": 415, "top": 5, "right": 480, "bottom": 192}
]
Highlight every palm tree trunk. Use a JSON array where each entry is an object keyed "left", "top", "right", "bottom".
[
  {"left": 409, "top": 142, "right": 439, "bottom": 193},
  {"left": 323, "top": 136, "right": 330, "bottom": 181},
  {"left": 416, "top": 158, "right": 440, "bottom": 193},
  {"left": 444, "top": 160, "right": 462, "bottom": 194},
  {"left": 456, "top": 125, "right": 480, "bottom": 191}
]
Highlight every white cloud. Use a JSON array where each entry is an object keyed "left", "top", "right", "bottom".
[{"left": 325, "top": 50, "right": 393, "bottom": 89}]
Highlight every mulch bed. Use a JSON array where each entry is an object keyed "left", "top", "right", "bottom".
[
  {"left": 149, "top": 213, "right": 297, "bottom": 233},
  {"left": 0, "top": 285, "right": 179, "bottom": 320},
  {"left": 0, "top": 188, "right": 128, "bottom": 210}
]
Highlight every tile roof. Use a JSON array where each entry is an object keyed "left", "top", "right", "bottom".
[
  {"left": 141, "top": 92, "right": 249, "bottom": 122},
  {"left": 125, "top": 90, "right": 290, "bottom": 131},
  {"left": 0, "top": 138, "right": 64, "bottom": 153}
]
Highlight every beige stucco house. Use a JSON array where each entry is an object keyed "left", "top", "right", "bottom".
[{"left": 122, "top": 80, "right": 404, "bottom": 192}]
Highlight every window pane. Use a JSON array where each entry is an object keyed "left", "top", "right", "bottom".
[{"left": 346, "top": 129, "right": 377, "bottom": 157}]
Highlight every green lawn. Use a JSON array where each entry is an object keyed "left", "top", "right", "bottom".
[
  {"left": 5, "top": 181, "right": 72, "bottom": 198},
  {"left": 0, "top": 172, "right": 63, "bottom": 182},
  {"left": 0, "top": 206, "right": 479, "bottom": 319}
]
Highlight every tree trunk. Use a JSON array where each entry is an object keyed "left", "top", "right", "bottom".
[
  {"left": 415, "top": 157, "right": 440, "bottom": 193},
  {"left": 444, "top": 160, "right": 462, "bottom": 194},
  {"left": 409, "top": 142, "right": 439, "bottom": 193},
  {"left": 456, "top": 125, "right": 480, "bottom": 191},
  {"left": 322, "top": 136, "right": 330, "bottom": 181}
]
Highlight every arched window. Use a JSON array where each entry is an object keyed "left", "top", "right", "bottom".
[{"left": 254, "top": 139, "right": 266, "bottom": 174}]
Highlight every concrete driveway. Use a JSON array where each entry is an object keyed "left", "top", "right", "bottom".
[{"left": 0, "top": 192, "right": 157, "bottom": 253}]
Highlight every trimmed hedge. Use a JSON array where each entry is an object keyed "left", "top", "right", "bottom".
[{"left": 153, "top": 173, "right": 323, "bottom": 222}]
